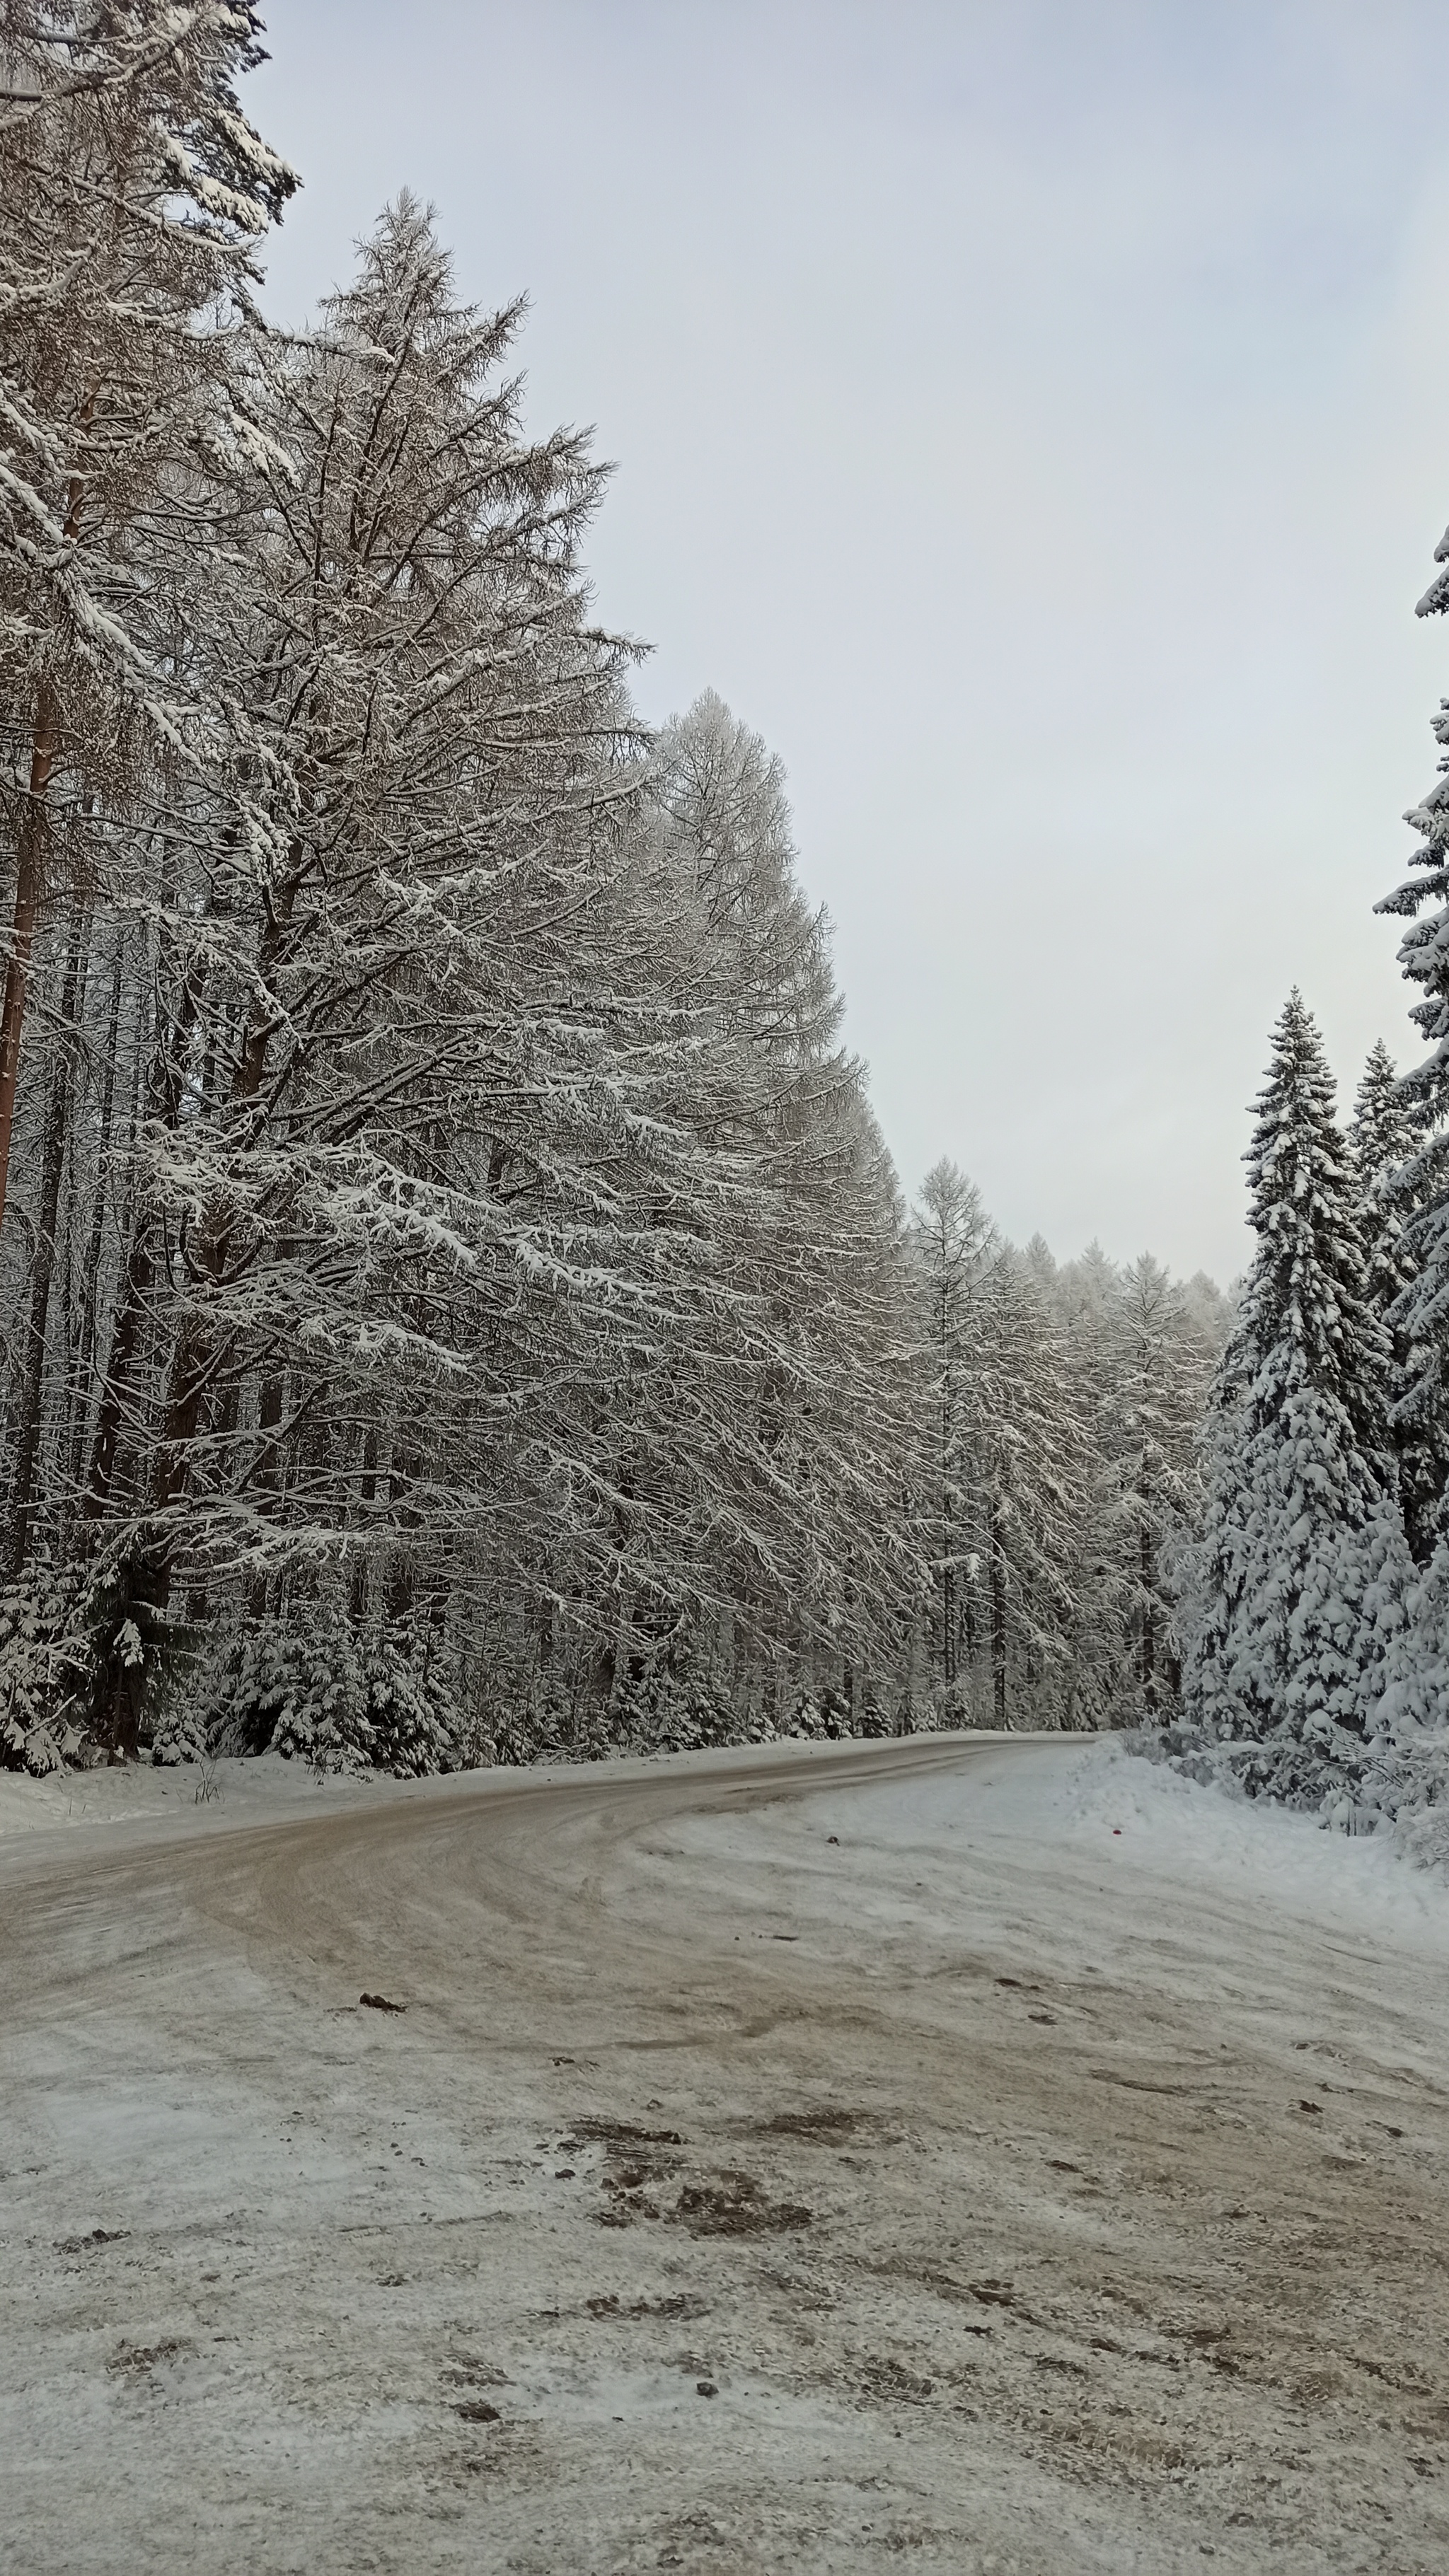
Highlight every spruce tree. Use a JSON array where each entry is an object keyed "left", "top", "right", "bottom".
[
  {"left": 1371, "top": 516, "right": 1449, "bottom": 1557},
  {"left": 1350, "top": 1043, "right": 1416, "bottom": 1314},
  {"left": 1349, "top": 1040, "right": 1437, "bottom": 1555},
  {"left": 1178, "top": 994, "right": 1407, "bottom": 1802}
]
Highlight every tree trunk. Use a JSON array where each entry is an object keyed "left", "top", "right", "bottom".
[
  {"left": 1140, "top": 1521, "right": 1156, "bottom": 1708},
  {"left": 153, "top": 856, "right": 300, "bottom": 1521},
  {"left": 69, "top": 936, "right": 124, "bottom": 1486},
  {"left": 245, "top": 1374, "right": 286, "bottom": 1619},
  {"left": 55, "top": 912, "right": 93, "bottom": 1463},
  {"left": 990, "top": 1506, "right": 1008, "bottom": 1729},
  {"left": 843, "top": 1564, "right": 857, "bottom": 1729},
  {"left": 85, "top": 1216, "right": 154, "bottom": 1514},
  {"left": 86, "top": 910, "right": 213, "bottom": 1521},
  {"left": 0, "top": 679, "right": 59, "bottom": 1243},
  {"left": 940, "top": 1312, "right": 955, "bottom": 1688},
  {"left": 349, "top": 1421, "right": 379, "bottom": 1621},
  {"left": 6, "top": 912, "right": 85, "bottom": 1571},
  {"left": 0, "top": 418, "right": 91, "bottom": 1244}
]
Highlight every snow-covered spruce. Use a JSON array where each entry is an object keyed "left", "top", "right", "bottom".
[
  {"left": 1176, "top": 993, "right": 1410, "bottom": 1808},
  {"left": 1349, "top": 1038, "right": 1438, "bottom": 1559},
  {"left": 1373, "top": 537, "right": 1449, "bottom": 1563},
  {"left": 1351, "top": 1040, "right": 1419, "bottom": 1330}
]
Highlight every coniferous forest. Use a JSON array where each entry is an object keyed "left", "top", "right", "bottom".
[{"left": 2, "top": 5, "right": 1448, "bottom": 1843}]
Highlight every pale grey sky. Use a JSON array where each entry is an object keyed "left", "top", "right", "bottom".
[{"left": 248, "top": 1, "right": 1449, "bottom": 1285}]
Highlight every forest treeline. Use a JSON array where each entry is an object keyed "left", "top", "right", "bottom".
[{"left": 0, "top": 6, "right": 1235, "bottom": 1773}]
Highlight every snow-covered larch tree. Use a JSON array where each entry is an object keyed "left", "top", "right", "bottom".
[
  {"left": 1099, "top": 1254, "right": 1219, "bottom": 1719},
  {"left": 613, "top": 693, "right": 918, "bottom": 1734},
  {"left": 911, "top": 1159, "right": 995, "bottom": 1699},
  {"left": 0, "top": 0, "right": 296, "bottom": 1246}
]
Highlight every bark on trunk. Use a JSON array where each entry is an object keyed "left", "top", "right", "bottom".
[
  {"left": 0, "top": 680, "right": 59, "bottom": 1243},
  {"left": 246, "top": 1375, "right": 286, "bottom": 1620},
  {"left": 990, "top": 1508, "right": 1008, "bottom": 1730},
  {"left": 69, "top": 936, "right": 123, "bottom": 1486},
  {"left": 153, "top": 857, "right": 300, "bottom": 1520},
  {"left": 0, "top": 427, "right": 91, "bottom": 1243},
  {"left": 85, "top": 1215, "right": 154, "bottom": 1515},
  {"left": 349, "top": 1421, "right": 379, "bottom": 1622},
  {"left": 6, "top": 912, "right": 85, "bottom": 1571},
  {"left": 86, "top": 909, "right": 214, "bottom": 1519},
  {"left": 1140, "top": 1522, "right": 1157, "bottom": 1708}
]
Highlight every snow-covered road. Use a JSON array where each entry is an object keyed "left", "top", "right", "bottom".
[{"left": 3, "top": 1732, "right": 1448, "bottom": 2575}]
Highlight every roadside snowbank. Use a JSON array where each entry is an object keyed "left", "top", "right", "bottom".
[
  {"left": 0, "top": 1748, "right": 388, "bottom": 1840},
  {"left": 752, "top": 1731, "right": 1449, "bottom": 1959}
]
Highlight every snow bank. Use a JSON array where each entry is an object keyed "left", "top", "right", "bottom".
[
  {"left": 0, "top": 1749, "right": 388, "bottom": 1843},
  {"left": 771, "top": 1734, "right": 1449, "bottom": 1961}
]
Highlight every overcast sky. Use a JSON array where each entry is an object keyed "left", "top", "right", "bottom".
[{"left": 247, "top": 1, "right": 1449, "bottom": 1286}]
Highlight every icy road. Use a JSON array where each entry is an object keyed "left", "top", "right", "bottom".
[{"left": 3, "top": 1731, "right": 1449, "bottom": 2575}]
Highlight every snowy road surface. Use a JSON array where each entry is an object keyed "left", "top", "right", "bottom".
[{"left": 3, "top": 1731, "right": 1449, "bottom": 2575}]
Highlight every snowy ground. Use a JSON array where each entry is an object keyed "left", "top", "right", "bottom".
[{"left": 2, "top": 1731, "right": 1448, "bottom": 2575}]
